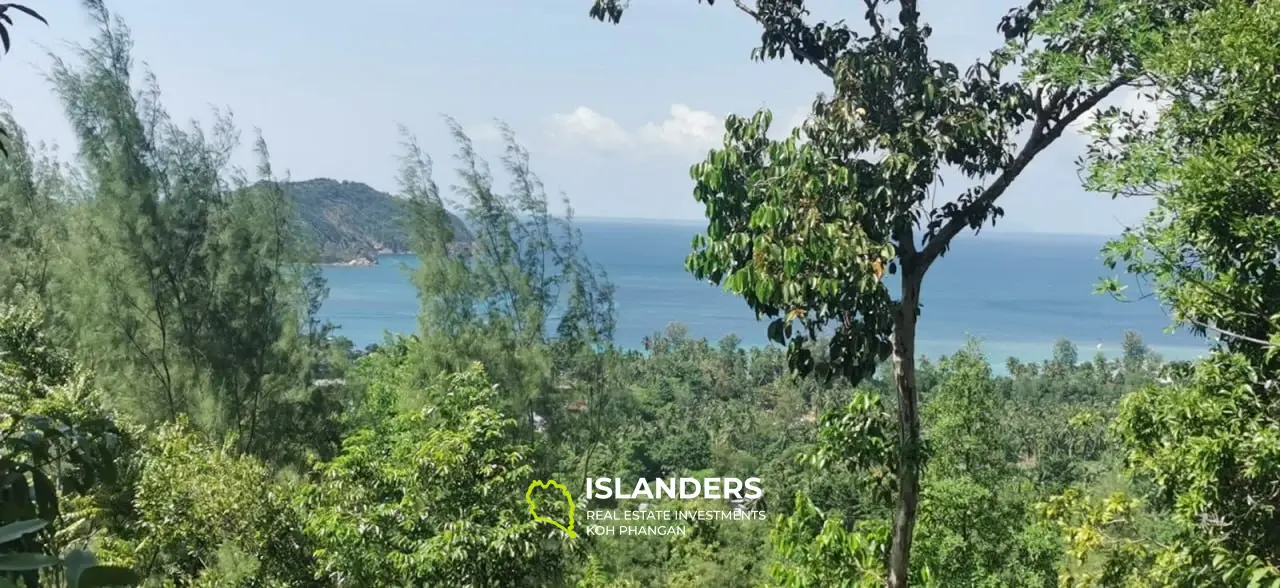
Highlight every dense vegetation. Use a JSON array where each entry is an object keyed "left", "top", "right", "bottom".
[
  {"left": 281, "top": 178, "right": 471, "bottom": 265},
  {"left": 1, "top": 0, "right": 1276, "bottom": 587},
  {"left": 586, "top": 0, "right": 1159, "bottom": 583}
]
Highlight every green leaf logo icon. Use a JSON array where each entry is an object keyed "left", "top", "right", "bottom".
[{"left": 526, "top": 479, "right": 577, "bottom": 538}]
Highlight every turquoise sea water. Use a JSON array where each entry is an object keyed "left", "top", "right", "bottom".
[{"left": 318, "top": 219, "right": 1208, "bottom": 365}]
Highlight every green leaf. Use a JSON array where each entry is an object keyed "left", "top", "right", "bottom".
[
  {"left": 65, "top": 548, "right": 98, "bottom": 587},
  {"left": 0, "top": 552, "right": 60, "bottom": 571},
  {"left": 6, "top": 4, "right": 48, "bottom": 26},
  {"left": 76, "top": 565, "right": 142, "bottom": 587},
  {"left": 0, "top": 519, "right": 47, "bottom": 545},
  {"left": 767, "top": 319, "right": 784, "bottom": 344}
]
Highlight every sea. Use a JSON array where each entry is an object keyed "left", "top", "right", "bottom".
[{"left": 318, "top": 218, "right": 1209, "bottom": 368}]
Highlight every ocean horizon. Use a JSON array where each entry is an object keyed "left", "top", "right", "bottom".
[{"left": 318, "top": 219, "right": 1209, "bottom": 369}]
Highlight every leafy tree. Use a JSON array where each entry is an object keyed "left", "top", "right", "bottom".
[
  {"left": 0, "top": 304, "right": 141, "bottom": 587},
  {"left": 299, "top": 360, "right": 572, "bottom": 586},
  {"left": 1054, "top": 0, "right": 1280, "bottom": 584},
  {"left": 1090, "top": 1, "right": 1280, "bottom": 359},
  {"left": 589, "top": 0, "right": 1145, "bottom": 583},
  {"left": 769, "top": 493, "right": 891, "bottom": 588},
  {"left": 1051, "top": 338, "right": 1079, "bottom": 372},
  {"left": 912, "top": 343, "right": 1058, "bottom": 587},
  {"left": 921, "top": 343, "right": 1012, "bottom": 486},
  {"left": 93, "top": 419, "right": 316, "bottom": 586}
]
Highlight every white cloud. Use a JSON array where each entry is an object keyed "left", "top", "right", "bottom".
[
  {"left": 546, "top": 103, "right": 817, "bottom": 158},
  {"left": 548, "top": 106, "right": 633, "bottom": 150},
  {"left": 638, "top": 104, "right": 724, "bottom": 155}
]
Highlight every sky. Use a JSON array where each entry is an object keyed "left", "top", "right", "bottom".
[{"left": 1, "top": 0, "right": 1157, "bottom": 233}]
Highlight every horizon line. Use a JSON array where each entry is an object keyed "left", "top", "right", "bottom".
[
  {"left": 569, "top": 216, "right": 1125, "bottom": 238},
  {"left": 276, "top": 178, "right": 1126, "bottom": 239}
]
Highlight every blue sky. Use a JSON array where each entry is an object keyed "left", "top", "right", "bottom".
[{"left": 2, "top": 0, "right": 1155, "bottom": 233}]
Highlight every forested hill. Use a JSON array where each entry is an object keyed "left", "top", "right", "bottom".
[{"left": 280, "top": 178, "right": 470, "bottom": 264}]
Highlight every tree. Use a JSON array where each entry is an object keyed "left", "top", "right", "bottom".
[
  {"left": 0, "top": 304, "right": 142, "bottom": 588},
  {"left": 1065, "top": 0, "right": 1280, "bottom": 583},
  {"left": 47, "top": 2, "right": 325, "bottom": 459},
  {"left": 1051, "top": 338, "right": 1079, "bottom": 371},
  {"left": 769, "top": 493, "right": 891, "bottom": 587},
  {"left": 589, "top": 1, "right": 1146, "bottom": 584},
  {"left": 398, "top": 119, "right": 616, "bottom": 459},
  {"left": 299, "top": 360, "right": 572, "bottom": 586},
  {"left": 922, "top": 343, "right": 1012, "bottom": 486},
  {"left": 1120, "top": 330, "right": 1152, "bottom": 374},
  {"left": 912, "top": 343, "right": 1059, "bottom": 588},
  {"left": 96, "top": 419, "right": 317, "bottom": 586},
  {"left": 0, "top": 113, "right": 64, "bottom": 303}
]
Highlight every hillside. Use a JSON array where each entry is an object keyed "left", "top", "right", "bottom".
[{"left": 280, "top": 178, "right": 470, "bottom": 265}]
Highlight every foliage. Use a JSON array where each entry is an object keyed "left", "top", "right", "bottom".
[
  {"left": 590, "top": 0, "right": 1138, "bottom": 380},
  {"left": 0, "top": 113, "right": 63, "bottom": 305},
  {"left": 396, "top": 118, "right": 616, "bottom": 449},
  {"left": 587, "top": 0, "right": 1158, "bottom": 582},
  {"left": 2, "top": 1, "right": 1274, "bottom": 585},
  {"left": 768, "top": 493, "right": 890, "bottom": 588},
  {"left": 0, "top": 3, "right": 44, "bottom": 59},
  {"left": 94, "top": 419, "right": 315, "bottom": 586},
  {"left": 44, "top": 2, "right": 335, "bottom": 465},
  {"left": 1089, "top": 2, "right": 1280, "bottom": 360},
  {"left": 299, "top": 361, "right": 571, "bottom": 587},
  {"left": 921, "top": 343, "right": 1013, "bottom": 485},
  {"left": 1061, "top": 0, "right": 1280, "bottom": 585},
  {"left": 0, "top": 304, "right": 139, "bottom": 587}
]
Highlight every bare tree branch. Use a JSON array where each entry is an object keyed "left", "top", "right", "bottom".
[
  {"left": 1190, "top": 319, "right": 1277, "bottom": 349},
  {"left": 919, "top": 75, "right": 1131, "bottom": 270},
  {"left": 862, "top": 0, "right": 884, "bottom": 37}
]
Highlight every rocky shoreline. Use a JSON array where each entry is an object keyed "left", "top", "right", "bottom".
[
  {"left": 319, "top": 255, "right": 379, "bottom": 267},
  {"left": 318, "top": 243, "right": 470, "bottom": 267}
]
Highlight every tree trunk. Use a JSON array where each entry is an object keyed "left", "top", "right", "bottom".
[{"left": 886, "top": 272, "right": 923, "bottom": 588}]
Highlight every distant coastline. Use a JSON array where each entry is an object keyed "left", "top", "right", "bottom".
[
  {"left": 317, "top": 243, "right": 471, "bottom": 268},
  {"left": 319, "top": 257, "right": 380, "bottom": 268},
  {"left": 282, "top": 178, "right": 471, "bottom": 266},
  {"left": 316, "top": 221, "right": 1211, "bottom": 371},
  {"left": 317, "top": 248, "right": 402, "bottom": 267}
]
